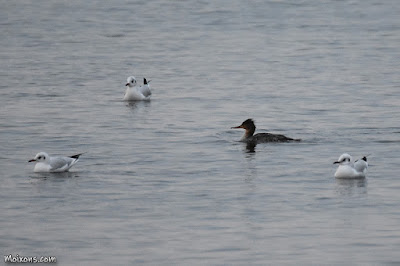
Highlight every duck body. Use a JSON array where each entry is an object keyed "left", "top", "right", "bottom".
[
  {"left": 245, "top": 132, "right": 297, "bottom": 143},
  {"left": 333, "top": 153, "right": 368, "bottom": 179},
  {"left": 232, "top": 119, "right": 300, "bottom": 143}
]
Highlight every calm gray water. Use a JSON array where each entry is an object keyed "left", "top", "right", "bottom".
[{"left": 1, "top": 0, "right": 400, "bottom": 265}]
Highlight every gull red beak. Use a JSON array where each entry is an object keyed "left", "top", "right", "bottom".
[
  {"left": 28, "top": 159, "right": 36, "bottom": 162},
  {"left": 125, "top": 83, "right": 129, "bottom": 86}
]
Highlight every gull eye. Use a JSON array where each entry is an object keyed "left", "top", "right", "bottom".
[{"left": 38, "top": 156, "right": 42, "bottom": 160}]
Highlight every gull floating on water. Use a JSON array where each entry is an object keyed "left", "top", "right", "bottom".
[
  {"left": 124, "top": 76, "right": 152, "bottom": 101},
  {"left": 28, "top": 152, "right": 84, "bottom": 172},
  {"left": 231, "top": 119, "right": 300, "bottom": 143},
  {"left": 333, "top": 153, "right": 368, "bottom": 178}
]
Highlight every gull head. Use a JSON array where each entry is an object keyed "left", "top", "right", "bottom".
[
  {"left": 29, "top": 152, "right": 50, "bottom": 163},
  {"left": 126, "top": 76, "right": 137, "bottom": 87},
  {"left": 333, "top": 153, "right": 352, "bottom": 165}
]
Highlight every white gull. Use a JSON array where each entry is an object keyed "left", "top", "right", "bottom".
[
  {"left": 123, "top": 76, "right": 152, "bottom": 101},
  {"left": 333, "top": 153, "right": 368, "bottom": 179},
  {"left": 29, "top": 152, "right": 84, "bottom": 172}
]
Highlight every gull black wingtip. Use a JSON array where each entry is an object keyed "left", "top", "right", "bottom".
[
  {"left": 69, "top": 152, "right": 86, "bottom": 160},
  {"left": 362, "top": 154, "right": 371, "bottom": 161},
  {"left": 355, "top": 154, "right": 371, "bottom": 162}
]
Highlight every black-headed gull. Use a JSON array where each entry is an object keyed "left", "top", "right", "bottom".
[
  {"left": 333, "top": 153, "right": 368, "bottom": 178},
  {"left": 28, "top": 152, "right": 84, "bottom": 172},
  {"left": 124, "top": 76, "right": 152, "bottom": 101}
]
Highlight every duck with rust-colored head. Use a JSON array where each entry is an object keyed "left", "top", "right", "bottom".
[{"left": 231, "top": 119, "right": 301, "bottom": 143}]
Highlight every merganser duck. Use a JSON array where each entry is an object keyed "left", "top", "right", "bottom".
[
  {"left": 231, "top": 119, "right": 300, "bottom": 143},
  {"left": 333, "top": 153, "right": 368, "bottom": 178}
]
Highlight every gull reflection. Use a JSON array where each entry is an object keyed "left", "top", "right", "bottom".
[{"left": 335, "top": 177, "right": 367, "bottom": 197}]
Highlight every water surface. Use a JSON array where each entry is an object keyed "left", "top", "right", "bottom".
[{"left": 1, "top": 0, "right": 400, "bottom": 265}]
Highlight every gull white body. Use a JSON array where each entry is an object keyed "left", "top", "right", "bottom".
[
  {"left": 334, "top": 153, "right": 368, "bottom": 179},
  {"left": 139, "top": 78, "right": 151, "bottom": 98},
  {"left": 29, "top": 152, "right": 83, "bottom": 173},
  {"left": 124, "top": 76, "right": 151, "bottom": 101}
]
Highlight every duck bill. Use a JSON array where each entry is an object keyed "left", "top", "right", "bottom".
[
  {"left": 231, "top": 125, "right": 243, "bottom": 129},
  {"left": 28, "top": 159, "right": 36, "bottom": 162}
]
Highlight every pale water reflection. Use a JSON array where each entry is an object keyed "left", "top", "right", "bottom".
[{"left": 335, "top": 178, "right": 368, "bottom": 197}]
